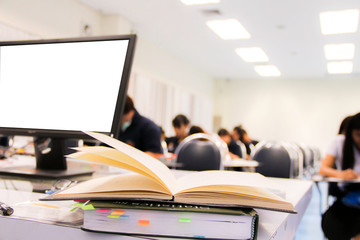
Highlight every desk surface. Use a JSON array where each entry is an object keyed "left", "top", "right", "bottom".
[
  {"left": 312, "top": 174, "right": 360, "bottom": 183},
  {"left": 223, "top": 158, "right": 259, "bottom": 168},
  {"left": 0, "top": 176, "right": 312, "bottom": 240}
]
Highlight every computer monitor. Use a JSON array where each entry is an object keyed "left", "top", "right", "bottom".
[{"left": 0, "top": 34, "right": 136, "bottom": 178}]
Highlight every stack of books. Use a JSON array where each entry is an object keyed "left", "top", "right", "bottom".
[
  {"left": 82, "top": 200, "right": 258, "bottom": 239},
  {"left": 43, "top": 131, "right": 295, "bottom": 240}
]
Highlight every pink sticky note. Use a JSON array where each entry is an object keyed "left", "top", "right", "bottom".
[{"left": 94, "top": 209, "right": 110, "bottom": 213}]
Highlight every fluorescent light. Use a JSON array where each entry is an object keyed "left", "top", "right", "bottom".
[
  {"left": 254, "top": 65, "right": 281, "bottom": 77},
  {"left": 320, "top": 9, "right": 359, "bottom": 35},
  {"left": 206, "top": 19, "right": 251, "bottom": 40},
  {"left": 324, "top": 43, "right": 355, "bottom": 60},
  {"left": 327, "top": 61, "right": 353, "bottom": 74},
  {"left": 236, "top": 47, "right": 269, "bottom": 62},
  {"left": 180, "top": 0, "right": 220, "bottom": 5}
]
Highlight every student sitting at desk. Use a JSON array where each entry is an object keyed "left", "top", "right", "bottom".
[
  {"left": 165, "top": 114, "right": 190, "bottom": 153},
  {"left": 319, "top": 112, "right": 360, "bottom": 240},
  {"left": 218, "top": 128, "right": 242, "bottom": 159},
  {"left": 232, "top": 125, "right": 258, "bottom": 159},
  {"left": 118, "top": 96, "right": 162, "bottom": 158}
]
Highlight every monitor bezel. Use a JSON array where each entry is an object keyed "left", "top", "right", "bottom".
[{"left": 0, "top": 34, "right": 137, "bottom": 140}]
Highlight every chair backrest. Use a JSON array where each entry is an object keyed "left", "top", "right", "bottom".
[
  {"left": 175, "top": 133, "right": 225, "bottom": 171},
  {"left": 235, "top": 140, "right": 247, "bottom": 159},
  {"left": 253, "top": 141, "right": 298, "bottom": 178}
]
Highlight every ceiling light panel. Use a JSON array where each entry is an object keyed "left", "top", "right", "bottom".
[
  {"left": 320, "top": 9, "right": 360, "bottom": 35},
  {"left": 254, "top": 65, "right": 281, "bottom": 77},
  {"left": 206, "top": 19, "right": 251, "bottom": 40},
  {"left": 236, "top": 47, "right": 269, "bottom": 62},
  {"left": 180, "top": 0, "right": 220, "bottom": 5},
  {"left": 327, "top": 61, "right": 353, "bottom": 74},
  {"left": 324, "top": 43, "right": 355, "bottom": 60}
]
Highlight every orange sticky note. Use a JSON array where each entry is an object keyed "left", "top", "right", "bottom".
[
  {"left": 111, "top": 210, "right": 125, "bottom": 215},
  {"left": 138, "top": 220, "right": 150, "bottom": 226}
]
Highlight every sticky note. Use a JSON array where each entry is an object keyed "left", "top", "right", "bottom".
[
  {"left": 111, "top": 210, "right": 125, "bottom": 215},
  {"left": 71, "top": 203, "right": 84, "bottom": 207},
  {"left": 179, "top": 218, "right": 191, "bottom": 223},
  {"left": 107, "top": 215, "right": 120, "bottom": 219},
  {"left": 119, "top": 215, "right": 129, "bottom": 219},
  {"left": 138, "top": 220, "right": 150, "bottom": 226},
  {"left": 94, "top": 209, "right": 110, "bottom": 213},
  {"left": 81, "top": 204, "right": 95, "bottom": 210},
  {"left": 70, "top": 207, "right": 78, "bottom": 212}
]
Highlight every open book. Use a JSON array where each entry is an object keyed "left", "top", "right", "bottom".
[{"left": 46, "top": 131, "right": 295, "bottom": 213}]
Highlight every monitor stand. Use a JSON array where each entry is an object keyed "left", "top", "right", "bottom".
[{"left": 0, "top": 137, "right": 94, "bottom": 179}]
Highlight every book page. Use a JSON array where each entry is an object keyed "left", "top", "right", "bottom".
[
  {"left": 81, "top": 131, "right": 177, "bottom": 194},
  {"left": 55, "top": 174, "right": 171, "bottom": 197},
  {"left": 69, "top": 150, "right": 154, "bottom": 180},
  {"left": 69, "top": 147, "right": 170, "bottom": 192},
  {"left": 175, "top": 171, "right": 288, "bottom": 201}
]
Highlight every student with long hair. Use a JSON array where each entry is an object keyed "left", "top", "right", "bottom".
[{"left": 319, "top": 112, "right": 360, "bottom": 240}]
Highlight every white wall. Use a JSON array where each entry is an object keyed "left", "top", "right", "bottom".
[
  {"left": 0, "top": 0, "right": 215, "bottom": 134},
  {"left": 214, "top": 77, "right": 360, "bottom": 152},
  {"left": 0, "top": 0, "right": 103, "bottom": 38}
]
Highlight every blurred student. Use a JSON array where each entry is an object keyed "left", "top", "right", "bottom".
[
  {"left": 319, "top": 112, "right": 360, "bottom": 240},
  {"left": 338, "top": 115, "right": 352, "bottom": 135},
  {"left": 232, "top": 125, "right": 258, "bottom": 159},
  {"left": 218, "top": 128, "right": 242, "bottom": 159},
  {"left": 165, "top": 114, "right": 190, "bottom": 153},
  {"left": 189, "top": 125, "right": 205, "bottom": 135},
  {"left": 118, "top": 96, "right": 162, "bottom": 157}
]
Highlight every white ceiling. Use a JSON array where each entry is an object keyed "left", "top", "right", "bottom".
[{"left": 78, "top": 0, "right": 360, "bottom": 80}]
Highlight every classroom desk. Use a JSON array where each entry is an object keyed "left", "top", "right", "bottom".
[
  {"left": 158, "top": 156, "right": 259, "bottom": 169},
  {"left": 0, "top": 176, "right": 312, "bottom": 240},
  {"left": 223, "top": 158, "right": 259, "bottom": 168},
  {"left": 312, "top": 174, "right": 360, "bottom": 213}
]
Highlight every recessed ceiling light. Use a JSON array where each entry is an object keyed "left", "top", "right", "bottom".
[
  {"left": 320, "top": 9, "right": 359, "bottom": 35},
  {"left": 235, "top": 47, "right": 269, "bottom": 62},
  {"left": 206, "top": 19, "right": 251, "bottom": 40},
  {"left": 324, "top": 43, "right": 355, "bottom": 60},
  {"left": 180, "top": 0, "right": 220, "bottom": 5},
  {"left": 327, "top": 61, "right": 353, "bottom": 74},
  {"left": 254, "top": 65, "right": 281, "bottom": 77}
]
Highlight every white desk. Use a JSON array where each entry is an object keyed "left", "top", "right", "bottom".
[
  {"left": 257, "top": 178, "right": 313, "bottom": 240},
  {"left": 0, "top": 177, "right": 312, "bottom": 240},
  {"left": 223, "top": 158, "right": 259, "bottom": 168}
]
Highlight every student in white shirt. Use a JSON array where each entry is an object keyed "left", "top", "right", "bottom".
[{"left": 319, "top": 113, "right": 360, "bottom": 240}]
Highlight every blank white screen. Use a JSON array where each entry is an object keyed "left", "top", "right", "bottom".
[{"left": 0, "top": 39, "right": 129, "bottom": 132}]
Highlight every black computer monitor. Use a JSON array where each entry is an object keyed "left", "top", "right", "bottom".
[{"left": 0, "top": 34, "right": 136, "bottom": 178}]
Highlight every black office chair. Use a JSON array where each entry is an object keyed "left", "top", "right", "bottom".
[
  {"left": 175, "top": 133, "right": 225, "bottom": 171},
  {"left": 296, "top": 143, "right": 313, "bottom": 176},
  {"left": 253, "top": 141, "right": 299, "bottom": 178}
]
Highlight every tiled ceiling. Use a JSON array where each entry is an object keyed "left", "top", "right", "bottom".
[{"left": 78, "top": 0, "right": 360, "bottom": 80}]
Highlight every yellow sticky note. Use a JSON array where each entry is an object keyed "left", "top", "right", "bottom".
[{"left": 81, "top": 204, "right": 95, "bottom": 210}]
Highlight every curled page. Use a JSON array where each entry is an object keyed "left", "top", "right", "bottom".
[{"left": 81, "top": 131, "right": 177, "bottom": 195}]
